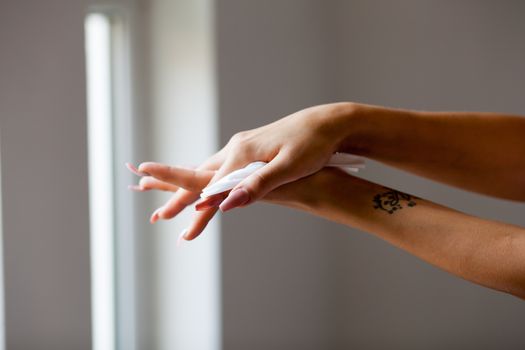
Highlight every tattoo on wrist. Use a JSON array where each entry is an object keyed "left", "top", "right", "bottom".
[{"left": 373, "top": 189, "right": 417, "bottom": 214}]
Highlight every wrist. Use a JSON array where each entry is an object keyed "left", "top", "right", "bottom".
[
  {"left": 264, "top": 168, "right": 342, "bottom": 213},
  {"left": 334, "top": 103, "right": 417, "bottom": 158},
  {"left": 319, "top": 102, "right": 376, "bottom": 155},
  {"left": 297, "top": 168, "right": 378, "bottom": 230},
  {"left": 339, "top": 103, "right": 377, "bottom": 155},
  {"left": 297, "top": 168, "right": 350, "bottom": 213}
]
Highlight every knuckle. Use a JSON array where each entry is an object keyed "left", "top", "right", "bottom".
[
  {"left": 185, "top": 170, "right": 202, "bottom": 190},
  {"left": 230, "top": 131, "right": 247, "bottom": 142},
  {"left": 166, "top": 165, "right": 176, "bottom": 177},
  {"left": 229, "top": 131, "right": 251, "bottom": 148},
  {"left": 189, "top": 169, "right": 198, "bottom": 181}
]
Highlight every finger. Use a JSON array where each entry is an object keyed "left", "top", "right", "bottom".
[
  {"left": 126, "top": 162, "right": 150, "bottom": 176},
  {"left": 151, "top": 189, "right": 201, "bottom": 223},
  {"left": 219, "top": 151, "right": 292, "bottom": 212},
  {"left": 138, "top": 162, "right": 214, "bottom": 192},
  {"left": 195, "top": 192, "right": 228, "bottom": 211},
  {"left": 195, "top": 141, "right": 275, "bottom": 214},
  {"left": 180, "top": 153, "right": 249, "bottom": 238},
  {"left": 149, "top": 151, "right": 228, "bottom": 223},
  {"left": 183, "top": 207, "right": 219, "bottom": 241},
  {"left": 175, "top": 151, "right": 235, "bottom": 238},
  {"left": 129, "top": 176, "right": 180, "bottom": 192},
  {"left": 207, "top": 151, "right": 252, "bottom": 186}
]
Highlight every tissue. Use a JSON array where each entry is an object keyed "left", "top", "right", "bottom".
[{"left": 200, "top": 153, "right": 365, "bottom": 198}]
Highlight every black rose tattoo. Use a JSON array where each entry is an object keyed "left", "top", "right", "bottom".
[{"left": 373, "top": 189, "right": 417, "bottom": 214}]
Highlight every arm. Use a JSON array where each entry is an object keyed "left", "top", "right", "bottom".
[
  {"left": 339, "top": 104, "right": 525, "bottom": 201},
  {"left": 268, "top": 168, "right": 525, "bottom": 300},
  {"left": 136, "top": 102, "right": 525, "bottom": 239},
  {"left": 131, "top": 163, "right": 525, "bottom": 299}
]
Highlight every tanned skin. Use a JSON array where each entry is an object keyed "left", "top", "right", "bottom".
[{"left": 132, "top": 102, "right": 525, "bottom": 300}]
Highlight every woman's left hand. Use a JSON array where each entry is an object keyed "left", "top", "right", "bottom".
[{"left": 135, "top": 102, "right": 362, "bottom": 241}]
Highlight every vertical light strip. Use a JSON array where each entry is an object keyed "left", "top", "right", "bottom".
[
  {"left": 0, "top": 137, "right": 6, "bottom": 350},
  {"left": 149, "top": 0, "right": 220, "bottom": 348},
  {"left": 85, "top": 13, "right": 116, "bottom": 350},
  {"left": 110, "top": 14, "right": 137, "bottom": 350}
]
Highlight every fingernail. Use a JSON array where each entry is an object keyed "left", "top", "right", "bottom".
[
  {"left": 150, "top": 207, "right": 163, "bottom": 224},
  {"left": 219, "top": 188, "right": 249, "bottom": 212},
  {"left": 125, "top": 162, "right": 150, "bottom": 177},
  {"left": 195, "top": 195, "right": 226, "bottom": 211},
  {"left": 177, "top": 229, "right": 188, "bottom": 248}
]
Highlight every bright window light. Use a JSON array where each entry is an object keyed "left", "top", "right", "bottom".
[
  {"left": 0, "top": 138, "right": 6, "bottom": 350},
  {"left": 85, "top": 13, "right": 116, "bottom": 350}
]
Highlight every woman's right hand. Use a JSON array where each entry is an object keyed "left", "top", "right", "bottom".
[{"left": 130, "top": 161, "right": 349, "bottom": 240}]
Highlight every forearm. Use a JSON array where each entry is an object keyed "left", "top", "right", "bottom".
[
  {"left": 278, "top": 169, "right": 525, "bottom": 299},
  {"left": 336, "top": 103, "right": 525, "bottom": 201}
]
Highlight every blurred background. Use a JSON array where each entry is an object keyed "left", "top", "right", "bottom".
[{"left": 1, "top": 0, "right": 525, "bottom": 349}]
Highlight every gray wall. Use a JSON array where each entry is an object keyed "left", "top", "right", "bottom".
[
  {"left": 0, "top": 0, "right": 91, "bottom": 349},
  {"left": 217, "top": 1, "right": 525, "bottom": 349},
  {"left": 217, "top": 1, "right": 349, "bottom": 349},
  {"left": 2, "top": 0, "right": 525, "bottom": 349}
]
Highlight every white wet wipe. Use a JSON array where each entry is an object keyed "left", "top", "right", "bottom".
[{"left": 200, "top": 153, "right": 365, "bottom": 198}]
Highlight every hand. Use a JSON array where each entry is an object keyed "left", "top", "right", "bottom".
[
  {"left": 137, "top": 102, "right": 361, "bottom": 240},
  {"left": 129, "top": 161, "right": 345, "bottom": 242}
]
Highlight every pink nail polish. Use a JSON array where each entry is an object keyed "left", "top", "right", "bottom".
[
  {"left": 177, "top": 229, "right": 187, "bottom": 248},
  {"left": 195, "top": 194, "right": 226, "bottom": 211},
  {"left": 219, "top": 188, "right": 250, "bottom": 212},
  {"left": 128, "top": 184, "right": 143, "bottom": 191},
  {"left": 125, "top": 162, "right": 150, "bottom": 177},
  {"left": 150, "top": 207, "right": 163, "bottom": 223},
  {"left": 150, "top": 213, "right": 158, "bottom": 224}
]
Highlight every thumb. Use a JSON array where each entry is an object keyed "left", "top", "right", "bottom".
[{"left": 219, "top": 152, "right": 291, "bottom": 212}]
